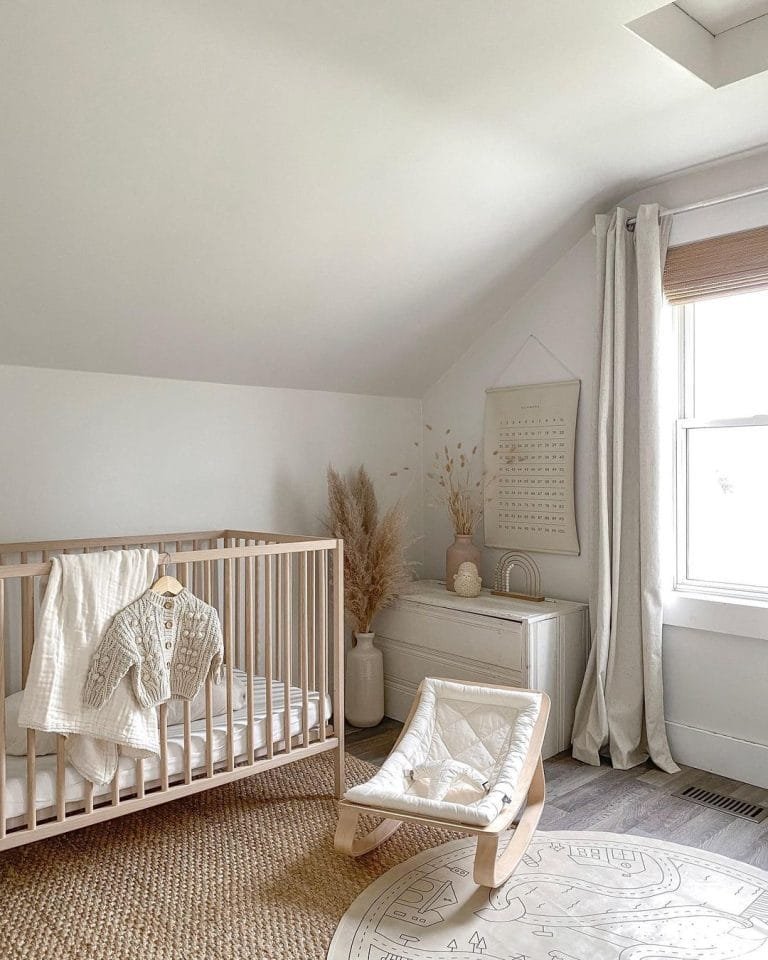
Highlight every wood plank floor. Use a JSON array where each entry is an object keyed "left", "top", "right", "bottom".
[{"left": 346, "top": 719, "right": 768, "bottom": 870}]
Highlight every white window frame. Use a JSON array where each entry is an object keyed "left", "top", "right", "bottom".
[{"left": 674, "top": 302, "right": 768, "bottom": 604}]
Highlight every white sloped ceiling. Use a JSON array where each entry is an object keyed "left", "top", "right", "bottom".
[{"left": 2, "top": 0, "right": 768, "bottom": 397}]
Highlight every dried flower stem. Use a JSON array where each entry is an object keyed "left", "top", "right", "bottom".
[{"left": 426, "top": 429, "right": 484, "bottom": 536}]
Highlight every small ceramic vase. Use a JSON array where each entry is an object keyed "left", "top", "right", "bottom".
[
  {"left": 453, "top": 561, "right": 483, "bottom": 598},
  {"left": 445, "top": 534, "right": 481, "bottom": 592},
  {"left": 345, "top": 632, "right": 384, "bottom": 727}
]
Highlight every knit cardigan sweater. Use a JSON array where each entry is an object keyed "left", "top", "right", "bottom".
[{"left": 83, "top": 589, "right": 224, "bottom": 710}]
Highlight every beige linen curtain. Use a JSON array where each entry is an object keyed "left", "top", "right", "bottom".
[{"left": 571, "top": 204, "right": 679, "bottom": 773}]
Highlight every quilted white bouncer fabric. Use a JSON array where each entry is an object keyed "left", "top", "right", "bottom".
[{"left": 344, "top": 679, "right": 542, "bottom": 827}]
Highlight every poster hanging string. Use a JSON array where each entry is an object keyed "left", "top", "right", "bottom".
[{"left": 492, "top": 333, "right": 579, "bottom": 386}]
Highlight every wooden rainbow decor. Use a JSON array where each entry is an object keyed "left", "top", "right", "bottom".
[{"left": 491, "top": 551, "right": 545, "bottom": 602}]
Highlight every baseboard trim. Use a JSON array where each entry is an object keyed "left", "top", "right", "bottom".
[{"left": 666, "top": 721, "right": 768, "bottom": 789}]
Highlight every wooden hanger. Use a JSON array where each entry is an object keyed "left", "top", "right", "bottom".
[{"left": 150, "top": 575, "right": 184, "bottom": 596}]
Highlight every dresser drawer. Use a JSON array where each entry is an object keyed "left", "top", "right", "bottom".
[
  {"left": 376, "top": 602, "right": 524, "bottom": 672},
  {"left": 379, "top": 636, "right": 523, "bottom": 690},
  {"left": 376, "top": 583, "right": 588, "bottom": 758}
]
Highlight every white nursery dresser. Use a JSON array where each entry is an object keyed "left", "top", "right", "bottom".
[{"left": 374, "top": 580, "right": 589, "bottom": 760}]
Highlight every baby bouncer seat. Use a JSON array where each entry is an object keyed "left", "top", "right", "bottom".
[{"left": 335, "top": 678, "right": 550, "bottom": 887}]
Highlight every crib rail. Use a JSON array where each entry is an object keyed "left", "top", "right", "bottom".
[{"left": 0, "top": 530, "right": 344, "bottom": 850}]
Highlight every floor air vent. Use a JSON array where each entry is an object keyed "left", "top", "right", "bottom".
[{"left": 674, "top": 785, "right": 768, "bottom": 823}]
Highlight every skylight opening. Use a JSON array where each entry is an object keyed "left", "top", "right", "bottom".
[{"left": 626, "top": 2, "right": 768, "bottom": 88}]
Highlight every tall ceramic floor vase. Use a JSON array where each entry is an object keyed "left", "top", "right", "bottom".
[
  {"left": 345, "top": 632, "right": 384, "bottom": 728},
  {"left": 445, "top": 534, "right": 481, "bottom": 592}
]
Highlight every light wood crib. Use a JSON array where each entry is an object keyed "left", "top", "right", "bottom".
[{"left": 0, "top": 529, "right": 344, "bottom": 850}]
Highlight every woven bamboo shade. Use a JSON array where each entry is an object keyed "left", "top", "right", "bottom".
[{"left": 663, "top": 225, "right": 768, "bottom": 304}]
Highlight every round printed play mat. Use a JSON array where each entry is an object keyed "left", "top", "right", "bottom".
[{"left": 328, "top": 831, "right": 768, "bottom": 959}]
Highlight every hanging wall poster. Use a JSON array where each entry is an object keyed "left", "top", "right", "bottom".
[{"left": 484, "top": 379, "right": 580, "bottom": 555}]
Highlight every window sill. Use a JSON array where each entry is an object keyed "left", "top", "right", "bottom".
[{"left": 664, "top": 591, "right": 768, "bottom": 641}]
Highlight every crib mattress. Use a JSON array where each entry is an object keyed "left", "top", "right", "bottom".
[{"left": 4, "top": 678, "right": 332, "bottom": 824}]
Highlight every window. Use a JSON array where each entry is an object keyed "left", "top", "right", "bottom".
[{"left": 675, "top": 290, "right": 768, "bottom": 601}]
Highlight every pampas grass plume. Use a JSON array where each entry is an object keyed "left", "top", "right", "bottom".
[{"left": 325, "top": 465, "right": 411, "bottom": 635}]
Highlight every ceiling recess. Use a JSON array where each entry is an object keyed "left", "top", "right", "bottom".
[
  {"left": 627, "top": 2, "right": 768, "bottom": 87},
  {"left": 677, "top": 0, "right": 768, "bottom": 35}
]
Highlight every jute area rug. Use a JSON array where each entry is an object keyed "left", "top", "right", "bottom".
[{"left": 0, "top": 754, "right": 451, "bottom": 960}]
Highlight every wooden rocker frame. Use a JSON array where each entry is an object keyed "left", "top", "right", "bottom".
[{"left": 335, "top": 679, "right": 550, "bottom": 888}]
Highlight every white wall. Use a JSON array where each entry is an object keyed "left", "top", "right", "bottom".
[
  {"left": 0, "top": 364, "right": 422, "bottom": 545},
  {"left": 422, "top": 233, "right": 598, "bottom": 601},
  {"left": 0, "top": 364, "right": 423, "bottom": 696},
  {"left": 422, "top": 147, "right": 768, "bottom": 786}
]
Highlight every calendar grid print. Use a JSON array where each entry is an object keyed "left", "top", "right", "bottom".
[{"left": 484, "top": 379, "right": 581, "bottom": 555}]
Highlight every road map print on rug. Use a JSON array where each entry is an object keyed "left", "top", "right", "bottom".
[{"left": 328, "top": 831, "right": 768, "bottom": 960}]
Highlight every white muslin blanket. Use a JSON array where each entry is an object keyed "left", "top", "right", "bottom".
[{"left": 18, "top": 549, "right": 159, "bottom": 784}]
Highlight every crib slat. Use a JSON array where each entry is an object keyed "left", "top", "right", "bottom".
[
  {"left": 40, "top": 551, "right": 50, "bottom": 604},
  {"left": 264, "top": 555, "right": 274, "bottom": 760},
  {"left": 85, "top": 779, "right": 94, "bottom": 815},
  {"left": 205, "top": 558, "right": 213, "bottom": 606},
  {"left": 135, "top": 757, "right": 145, "bottom": 800},
  {"left": 159, "top": 703, "right": 169, "bottom": 791},
  {"left": 235, "top": 540, "right": 242, "bottom": 670},
  {"left": 245, "top": 547, "right": 255, "bottom": 764},
  {"left": 211, "top": 538, "right": 220, "bottom": 615},
  {"left": 299, "top": 552, "right": 310, "bottom": 748},
  {"left": 0, "top": 579, "right": 5, "bottom": 838},
  {"left": 332, "top": 542, "right": 345, "bottom": 798},
  {"left": 282, "top": 554, "right": 292, "bottom": 755},
  {"left": 184, "top": 563, "right": 197, "bottom": 783},
  {"left": 193, "top": 541, "right": 202, "bottom": 596},
  {"left": 255, "top": 543, "right": 262, "bottom": 678},
  {"left": 108, "top": 546, "right": 123, "bottom": 803},
  {"left": 203, "top": 558, "right": 214, "bottom": 778},
  {"left": 308, "top": 560, "right": 316, "bottom": 691},
  {"left": 176, "top": 544, "right": 192, "bottom": 594},
  {"left": 56, "top": 735, "right": 66, "bottom": 821},
  {"left": 21, "top": 564, "right": 37, "bottom": 830},
  {"left": 275, "top": 554, "right": 282, "bottom": 685},
  {"left": 26, "top": 732, "right": 36, "bottom": 830},
  {"left": 205, "top": 675, "right": 214, "bottom": 778},
  {"left": 183, "top": 700, "right": 192, "bottom": 784},
  {"left": 20, "top": 555, "right": 34, "bottom": 683},
  {"left": 176, "top": 548, "right": 193, "bottom": 784},
  {"left": 224, "top": 556, "right": 234, "bottom": 771},
  {"left": 317, "top": 551, "right": 327, "bottom": 743}
]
